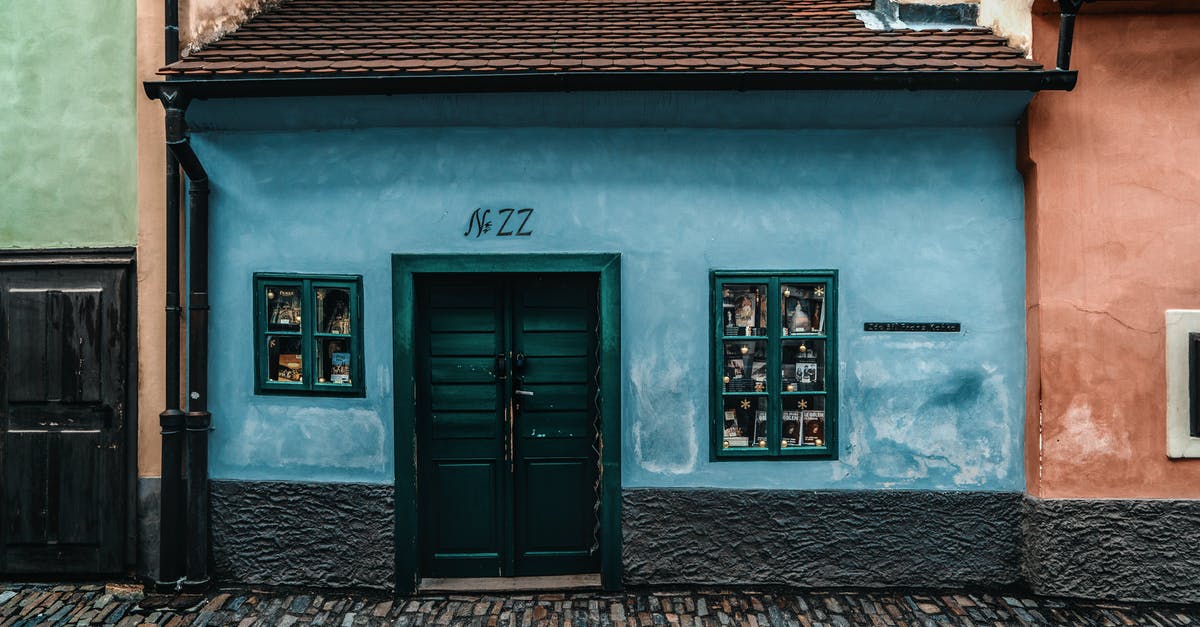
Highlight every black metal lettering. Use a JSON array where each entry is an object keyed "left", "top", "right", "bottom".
[
  {"left": 496, "top": 208, "right": 515, "bottom": 236},
  {"left": 515, "top": 208, "right": 534, "bottom": 236},
  {"left": 464, "top": 208, "right": 492, "bottom": 238}
]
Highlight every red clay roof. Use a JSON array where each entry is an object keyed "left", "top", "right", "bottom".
[{"left": 159, "top": 0, "right": 1042, "bottom": 78}]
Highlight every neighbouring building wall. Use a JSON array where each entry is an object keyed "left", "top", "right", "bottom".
[
  {"left": 0, "top": 0, "right": 136, "bottom": 248},
  {"left": 1024, "top": 6, "right": 1200, "bottom": 601},
  {"left": 135, "top": 0, "right": 168, "bottom": 582}
]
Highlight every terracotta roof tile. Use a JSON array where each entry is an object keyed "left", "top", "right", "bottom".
[{"left": 161, "top": 0, "right": 1041, "bottom": 78}]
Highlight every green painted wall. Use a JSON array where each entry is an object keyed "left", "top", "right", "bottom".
[{"left": 0, "top": 0, "right": 136, "bottom": 249}]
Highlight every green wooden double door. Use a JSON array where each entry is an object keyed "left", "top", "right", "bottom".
[{"left": 415, "top": 273, "right": 601, "bottom": 578}]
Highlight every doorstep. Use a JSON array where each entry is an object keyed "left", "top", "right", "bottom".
[{"left": 416, "top": 574, "right": 602, "bottom": 593}]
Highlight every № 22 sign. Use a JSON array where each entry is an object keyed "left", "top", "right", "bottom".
[{"left": 464, "top": 208, "right": 534, "bottom": 238}]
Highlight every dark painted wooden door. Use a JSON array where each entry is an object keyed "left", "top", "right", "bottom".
[
  {"left": 0, "top": 266, "right": 129, "bottom": 574},
  {"left": 416, "top": 273, "right": 600, "bottom": 578}
]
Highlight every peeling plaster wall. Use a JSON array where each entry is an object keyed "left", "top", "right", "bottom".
[
  {"left": 979, "top": 0, "right": 1032, "bottom": 53},
  {"left": 1026, "top": 12, "right": 1200, "bottom": 497},
  {"left": 180, "top": 0, "right": 279, "bottom": 54},
  {"left": 186, "top": 91, "right": 1030, "bottom": 491}
]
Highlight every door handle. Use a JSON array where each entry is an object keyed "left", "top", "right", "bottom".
[
  {"left": 514, "top": 389, "right": 534, "bottom": 397},
  {"left": 494, "top": 354, "right": 507, "bottom": 380},
  {"left": 506, "top": 397, "right": 515, "bottom": 473}
]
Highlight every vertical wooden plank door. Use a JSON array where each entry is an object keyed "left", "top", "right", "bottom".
[
  {"left": 416, "top": 273, "right": 600, "bottom": 579},
  {"left": 0, "top": 266, "right": 129, "bottom": 574}
]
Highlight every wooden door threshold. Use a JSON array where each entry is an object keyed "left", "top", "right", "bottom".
[{"left": 417, "top": 574, "right": 602, "bottom": 593}]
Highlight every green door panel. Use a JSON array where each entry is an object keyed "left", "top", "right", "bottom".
[{"left": 416, "top": 273, "right": 600, "bottom": 579}]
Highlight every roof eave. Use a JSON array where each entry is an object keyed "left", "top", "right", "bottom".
[{"left": 144, "top": 70, "right": 1077, "bottom": 101}]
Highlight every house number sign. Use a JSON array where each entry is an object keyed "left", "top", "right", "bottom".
[
  {"left": 864, "top": 322, "right": 961, "bottom": 332},
  {"left": 464, "top": 208, "right": 534, "bottom": 238}
]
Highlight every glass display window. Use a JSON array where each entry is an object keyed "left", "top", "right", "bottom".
[
  {"left": 711, "top": 271, "right": 837, "bottom": 460},
  {"left": 254, "top": 274, "right": 364, "bottom": 396}
]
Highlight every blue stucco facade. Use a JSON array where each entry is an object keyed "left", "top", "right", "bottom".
[{"left": 189, "top": 90, "right": 1031, "bottom": 492}]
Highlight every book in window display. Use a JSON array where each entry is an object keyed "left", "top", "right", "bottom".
[
  {"left": 802, "top": 410, "right": 825, "bottom": 446},
  {"left": 724, "top": 341, "right": 765, "bottom": 392},
  {"left": 723, "top": 409, "right": 748, "bottom": 447},
  {"left": 267, "top": 335, "right": 304, "bottom": 383},
  {"left": 723, "top": 396, "right": 764, "bottom": 448},
  {"left": 754, "top": 411, "right": 768, "bottom": 447},
  {"left": 330, "top": 353, "right": 350, "bottom": 384},
  {"left": 782, "top": 410, "right": 801, "bottom": 447},
  {"left": 277, "top": 355, "right": 303, "bottom": 382},
  {"left": 266, "top": 286, "right": 302, "bottom": 331},
  {"left": 317, "top": 287, "right": 352, "bottom": 335},
  {"left": 782, "top": 284, "right": 825, "bottom": 336},
  {"left": 722, "top": 284, "right": 766, "bottom": 337}
]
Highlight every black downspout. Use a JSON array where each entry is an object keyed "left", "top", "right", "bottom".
[
  {"left": 183, "top": 167, "right": 211, "bottom": 589},
  {"left": 1056, "top": 0, "right": 1090, "bottom": 71},
  {"left": 161, "top": 85, "right": 213, "bottom": 590},
  {"left": 157, "top": 0, "right": 186, "bottom": 591}
]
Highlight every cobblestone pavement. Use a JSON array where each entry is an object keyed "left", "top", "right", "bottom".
[{"left": 3, "top": 582, "right": 1200, "bottom": 627}]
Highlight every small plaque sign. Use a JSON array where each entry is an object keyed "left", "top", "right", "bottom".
[{"left": 864, "top": 322, "right": 961, "bottom": 333}]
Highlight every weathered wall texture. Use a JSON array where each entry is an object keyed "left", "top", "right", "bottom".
[
  {"left": 184, "top": 91, "right": 1031, "bottom": 492},
  {"left": 1025, "top": 11, "right": 1200, "bottom": 497},
  {"left": 210, "top": 480, "right": 395, "bottom": 589},
  {"left": 1023, "top": 497, "right": 1200, "bottom": 602},
  {"left": 978, "top": 0, "right": 1032, "bottom": 53},
  {"left": 0, "top": 0, "right": 136, "bottom": 248},
  {"left": 137, "top": 0, "right": 168, "bottom": 478},
  {"left": 181, "top": 0, "right": 279, "bottom": 55},
  {"left": 624, "top": 489, "right": 1023, "bottom": 588}
]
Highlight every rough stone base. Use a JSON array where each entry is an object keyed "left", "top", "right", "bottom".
[
  {"left": 165, "top": 482, "right": 1200, "bottom": 602},
  {"left": 1023, "top": 497, "right": 1200, "bottom": 603},
  {"left": 622, "top": 488, "right": 1023, "bottom": 589},
  {"left": 210, "top": 480, "right": 394, "bottom": 589}
]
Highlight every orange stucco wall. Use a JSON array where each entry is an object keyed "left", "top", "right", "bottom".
[
  {"left": 137, "top": 0, "right": 167, "bottom": 478},
  {"left": 1026, "top": 11, "right": 1200, "bottom": 497}
]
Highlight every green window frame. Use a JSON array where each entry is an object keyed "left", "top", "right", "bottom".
[
  {"left": 710, "top": 270, "right": 838, "bottom": 460},
  {"left": 253, "top": 273, "right": 364, "bottom": 396}
]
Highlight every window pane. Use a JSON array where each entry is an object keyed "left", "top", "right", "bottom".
[
  {"left": 267, "top": 335, "right": 303, "bottom": 383},
  {"left": 781, "top": 283, "right": 826, "bottom": 335},
  {"left": 723, "top": 340, "right": 767, "bottom": 393},
  {"left": 266, "top": 285, "right": 303, "bottom": 332},
  {"left": 782, "top": 338, "right": 825, "bottom": 392},
  {"left": 782, "top": 395, "right": 826, "bottom": 448},
  {"left": 721, "top": 283, "right": 768, "bottom": 337},
  {"left": 317, "top": 287, "right": 352, "bottom": 335},
  {"left": 317, "top": 337, "right": 353, "bottom": 385},
  {"left": 722, "top": 396, "right": 768, "bottom": 449}
]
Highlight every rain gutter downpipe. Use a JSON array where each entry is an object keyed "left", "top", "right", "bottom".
[
  {"left": 161, "top": 84, "right": 213, "bottom": 591},
  {"left": 156, "top": 0, "right": 186, "bottom": 592},
  {"left": 1056, "top": 0, "right": 1091, "bottom": 71}
]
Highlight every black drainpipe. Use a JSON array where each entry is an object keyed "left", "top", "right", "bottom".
[
  {"left": 161, "top": 85, "right": 213, "bottom": 590},
  {"left": 156, "top": 0, "right": 186, "bottom": 591},
  {"left": 1056, "top": 0, "right": 1091, "bottom": 71}
]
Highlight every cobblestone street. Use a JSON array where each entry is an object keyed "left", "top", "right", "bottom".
[{"left": 3, "top": 582, "right": 1200, "bottom": 626}]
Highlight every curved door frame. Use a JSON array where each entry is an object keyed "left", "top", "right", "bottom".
[{"left": 392, "top": 253, "right": 621, "bottom": 593}]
